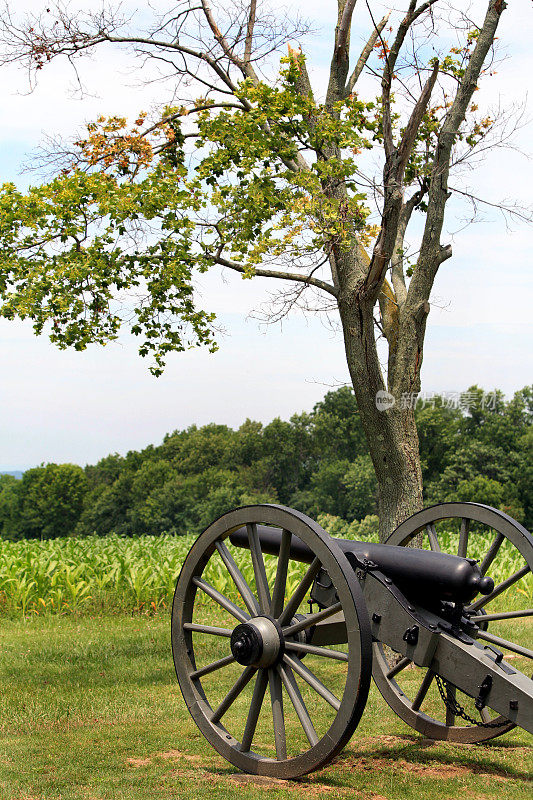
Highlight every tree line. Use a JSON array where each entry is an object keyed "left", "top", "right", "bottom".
[{"left": 0, "top": 385, "right": 531, "bottom": 541}]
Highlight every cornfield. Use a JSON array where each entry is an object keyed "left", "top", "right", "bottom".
[{"left": 0, "top": 523, "right": 529, "bottom": 617}]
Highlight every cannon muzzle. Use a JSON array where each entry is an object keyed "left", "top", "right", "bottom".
[{"left": 229, "top": 525, "right": 494, "bottom": 604}]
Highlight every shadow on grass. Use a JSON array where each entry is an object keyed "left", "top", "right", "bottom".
[
  {"left": 317, "top": 734, "right": 533, "bottom": 785},
  {"left": 193, "top": 733, "right": 532, "bottom": 796}
]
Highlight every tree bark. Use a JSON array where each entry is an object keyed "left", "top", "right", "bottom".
[{"left": 336, "top": 271, "right": 423, "bottom": 541}]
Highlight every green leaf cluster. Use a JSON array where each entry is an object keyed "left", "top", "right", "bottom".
[
  {"left": 0, "top": 160, "right": 216, "bottom": 374},
  {"left": 0, "top": 62, "right": 384, "bottom": 372}
]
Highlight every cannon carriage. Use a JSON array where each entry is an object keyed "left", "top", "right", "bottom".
[{"left": 171, "top": 502, "right": 533, "bottom": 778}]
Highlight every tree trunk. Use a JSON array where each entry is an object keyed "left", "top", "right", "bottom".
[{"left": 337, "top": 289, "right": 423, "bottom": 541}]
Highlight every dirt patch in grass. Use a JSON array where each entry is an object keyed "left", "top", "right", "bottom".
[
  {"left": 126, "top": 756, "right": 152, "bottom": 767},
  {"left": 123, "top": 731, "right": 531, "bottom": 794},
  {"left": 164, "top": 769, "right": 368, "bottom": 797},
  {"left": 227, "top": 775, "right": 292, "bottom": 789},
  {"left": 127, "top": 748, "right": 204, "bottom": 767},
  {"left": 227, "top": 774, "right": 363, "bottom": 796},
  {"left": 329, "top": 734, "right": 532, "bottom": 783},
  {"left": 157, "top": 749, "right": 203, "bottom": 763},
  {"left": 333, "top": 753, "right": 528, "bottom": 783},
  {"left": 127, "top": 734, "right": 531, "bottom": 788}
]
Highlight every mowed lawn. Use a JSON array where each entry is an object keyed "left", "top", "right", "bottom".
[{"left": 0, "top": 613, "right": 531, "bottom": 800}]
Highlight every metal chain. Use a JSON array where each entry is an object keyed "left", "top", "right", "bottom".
[{"left": 435, "top": 674, "right": 508, "bottom": 729}]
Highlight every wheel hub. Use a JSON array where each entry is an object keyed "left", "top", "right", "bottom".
[{"left": 230, "top": 616, "right": 283, "bottom": 668}]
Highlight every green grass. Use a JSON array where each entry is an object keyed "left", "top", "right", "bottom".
[
  {"left": 0, "top": 526, "right": 530, "bottom": 797},
  {"left": 0, "top": 613, "right": 531, "bottom": 800}
]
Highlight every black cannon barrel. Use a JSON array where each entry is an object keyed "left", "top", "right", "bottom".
[{"left": 229, "top": 525, "right": 494, "bottom": 604}]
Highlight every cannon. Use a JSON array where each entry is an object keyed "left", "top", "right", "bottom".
[{"left": 171, "top": 502, "right": 533, "bottom": 778}]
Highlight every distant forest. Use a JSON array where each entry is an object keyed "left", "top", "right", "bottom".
[{"left": 0, "top": 385, "right": 531, "bottom": 541}]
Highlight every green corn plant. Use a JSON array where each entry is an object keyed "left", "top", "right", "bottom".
[{"left": 0, "top": 528, "right": 528, "bottom": 617}]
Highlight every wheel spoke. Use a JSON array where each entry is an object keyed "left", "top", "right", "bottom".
[
  {"left": 458, "top": 518, "right": 470, "bottom": 559},
  {"left": 283, "top": 653, "right": 341, "bottom": 711},
  {"left": 183, "top": 622, "right": 232, "bottom": 637},
  {"left": 240, "top": 669, "right": 268, "bottom": 752},
  {"left": 210, "top": 665, "right": 256, "bottom": 723},
  {"left": 278, "top": 558, "right": 321, "bottom": 626},
  {"left": 278, "top": 663, "right": 319, "bottom": 747},
  {"left": 215, "top": 541, "right": 260, "bottom": 616},
  {"left": 190, "top": 654, "right": 235, "bottom": 680},
  {"left": 445, "top": 684, "right": 456, "bottom": 727},
  {"left": 426, "top": 523, "right": 440, "bottom": 552},
  {"left": 470, "top": 609, "right": 533, "bottom": 622},
  {"left": 411, "top": 669, "right": 435, "bottom": 712},
  {"left": 282, "top": 602, "right": 342, "bottom": 637},
  {"left": 268, "top": 668, "right": 287, "bottom": 760},
  {"left": 386, "top": 656, "right": 411, "bottom": 680},
  {"left": 270, "top": 529, "right": 292, "bottom": 618},
  {"left": 247, "top": 523, "right": 272, "bottom": 614},
  {"left": 479, "top": 532, "right": 504, "bottom": 576},
  {"left": 193, "top": 577, "right": 250, "bottom": 623},
  {"left": 284, "top": 641, "right": 348, "bottom": 662},
  {"left": 468, "top": 565, "right": 531, "bottom": 611},
  {"left": 475, "top": 629, "right": 533, "bottom": 661}
]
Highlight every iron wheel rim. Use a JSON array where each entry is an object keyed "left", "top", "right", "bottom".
[{"left": 171, "top": 503, "right": 372, "bottom": 778}]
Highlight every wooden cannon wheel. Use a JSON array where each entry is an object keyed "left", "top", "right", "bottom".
[
  {"left": 171, "top": 504, "right": 372, "bottom": 779},
  {"left": 372, "top": 502, "right": 533, "bottom": 743}
]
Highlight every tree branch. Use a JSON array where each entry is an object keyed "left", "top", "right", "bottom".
[
  {"left": 380, "top": 0, "right": 439, "bottom": 157},
  {"left": 345, "top": 11, "right": 390, "bottom": 95},
  {"left": 390, "top": 0, "right": 507, "bottom": 397},
  {"left": 397, "top": 60, "right": 439, "bottom": 174},
  {"left": 409, "top": 0, "right": 507, "bottom": 301},
  {"left": 213, "top": 255, "right": 338, "bottom": 297},
  {"left": 378, "top": 277, "right": 399, "bottom": 377},
  {"left": 337, "top": 0, "right": 358, "bottom": 59},
  {"left": 244, "top": 0, "right": 257, "bottom": 64},
  {"left": 390, "top": 182, "right": 429, "bottom": 306},
  {"left": 326, "top": 0, "right": 358, "bottom": 107},
  {"left": 200, "top": 0, "right": 259, "bottom": 84},
  {"left": 448, "top": 186, "right": 533, "bottom": 224},
  {"left": 97, "top": 33, "right": 241, "bottom": 93},
  {"left": 288, "top": 46, "right": 314, "bottom": 100},
  {"left": 363, "top": 8, "right": 440, "bottom": 299}
]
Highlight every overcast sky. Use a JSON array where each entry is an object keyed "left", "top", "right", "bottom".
[{"left": 0, "top": 0, "right": 531, "bottom": 471}]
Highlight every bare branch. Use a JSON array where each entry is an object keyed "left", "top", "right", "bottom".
[
  {"left": 380, "top": 0, "right": 440, "bottom": 157},
  {"left": 214, "top": 255, "right": 338, "bottom": 297},
  {"left": 449, "top": 186, "right": 533, "bottom": 225},
  {"left": 411, "top": 0, "right": 508, "bottom": 296},
  {"left": 244, "top": 0, "right": 257, "bottom": 64},
  {"left": 364, "top": 62, "right": 438, "bottom": 297},
  {"left": 389, "top": 0, "right": 508, "bottom": 398},
  {"left": 200, "top": 0, "right": 259, "bottom": 84},
  {"left": 345, "top": 11, "right": 390, "bottom": 95},
  {"left": 390, "top": 182, "right": 429, "bottom": 306}
]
